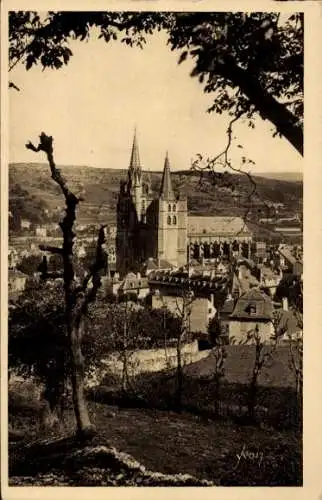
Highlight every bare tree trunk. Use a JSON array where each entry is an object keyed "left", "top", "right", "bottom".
[
  {"left": 175, "top": 338, "right": 183, "bottom": 410},
  {"left": 121, "top": 305, "right": 129, "bottom": 393},
  {"left": 214, "top": 378, "right": 220, "bottom": 416},
  {"left": 121, "top": 351, "right": 129, "bottom": 393},
  {"left": 212, "top": 344, "right": 226, "bottom": 418},
  {"left": 69, "top": 317, "right": 94, "bottom": 436},
  {"left": 289, "top": 336, "right": 303, "bottom": 428},
  {"left": 26, "top": 133, "right": 106, "bottom": 438},
  {"left": 247, "top": 367, "right": 259, "bottom": 422},
  {"left": 163, "top": 312, "right": 171, "bottom": 370},
  {"left": 246, "top": 327, "right": 279, "bottom": 424}
]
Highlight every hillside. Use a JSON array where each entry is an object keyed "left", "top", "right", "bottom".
[
  {"left": 257, "top": 172, "right": 303, "bottom": 183},
  {"left": 9, "top": 163, "right": 303, "bottom": 230}
]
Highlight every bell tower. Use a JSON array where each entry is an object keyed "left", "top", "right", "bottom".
[
  {"left": 157, "top": 152, "right": 187, "bottom": 267},
  {"left": 128, "top": 128, "right": 143, "bottom": 222}
]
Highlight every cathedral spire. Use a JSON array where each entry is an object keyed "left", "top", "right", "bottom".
[
  {"left": 159, "top": 151, "right": 175, "bottom": 200},
  {"left": 129, "top": 127, "right": 141, "bottom": 175}
]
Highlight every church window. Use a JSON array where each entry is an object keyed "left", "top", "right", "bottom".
[
  {"left": 173, "top": 204, "right": 176, "bottom": 212},
  {"left": 168, "top": 204, "right": 171, "bottom": 212},
  {"left": 173, "top": 215, "right": 177, "bottom": 225},
  {"left": 167, "top": 216, "right": 172, "bottom": 225}
]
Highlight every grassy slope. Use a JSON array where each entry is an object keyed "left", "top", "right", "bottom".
[
  {"left": 9, "top": 346, "right": 301, "bottom": 486},
  {"left": 9, "top": 401, "right": 301, "bottom": 486}
]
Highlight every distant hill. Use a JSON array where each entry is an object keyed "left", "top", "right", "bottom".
[
  {"left": 9, "top": 163, "right": 303, "bottom": 235},
  {"left": 257, "top": 172, "right": 303, "bottom": 183}
]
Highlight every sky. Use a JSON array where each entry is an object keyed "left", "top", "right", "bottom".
[{"left": 9, "top": 28, "right": 303, "bottom": 175}]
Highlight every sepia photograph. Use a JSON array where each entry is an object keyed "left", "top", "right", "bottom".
[{"left": 3, "top": 5, "right": 308, "bottom": 491}]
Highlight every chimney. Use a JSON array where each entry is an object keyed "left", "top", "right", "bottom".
[{"left": 282, "top": 297, "right": 288, "bottom": 311}]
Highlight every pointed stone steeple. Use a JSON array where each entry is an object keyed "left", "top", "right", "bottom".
[
  {"left": 129, "top": 128, "right": 141, "bottom": 183},
  {"left": 159, "top": 151, "right": 175, "bottom": 200}
]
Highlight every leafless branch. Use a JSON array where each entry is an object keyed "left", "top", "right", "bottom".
[
  {"left": 25, "top": 133, "right": 106, "bottom": 308},
  {"left": 191, "top": 111, "right": 277, "bottom": 234},
  {"left": 9, "top": 81, "right": 20, "bottom": 91},
  {"left": 26, "top": 134, "right": 76, "bottom": 201}
]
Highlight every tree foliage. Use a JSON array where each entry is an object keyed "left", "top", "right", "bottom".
[
  {"left": 16, "top": 254, "right": 43, "bottom": 275},
  {"left": 9, "top": 11, "right": 303, "bottom": 154},
  {"left": 274, "top": 273, "right": 303, "bottom": 313},
  {"left": 9, "top": 283, "right": 67, "bottom": 413},
  {"left": 86, "top": 300, "right": 182, "bottom": 351},
  {"left": 9, "top": 283, "right": 183, "bottom": 401},
  {"left": 9, "top": 284, "right": 110, "bottom": 385}
]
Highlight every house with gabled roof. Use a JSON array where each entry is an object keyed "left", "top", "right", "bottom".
[{"left": 229, "top": 288, "right": 275, "bottom": 344}]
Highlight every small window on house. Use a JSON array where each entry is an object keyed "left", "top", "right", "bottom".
[
  {"left": 173, "top": 204, "right": 176, "bottom": 212},
  {"left": 173, "top": 215, "right": 177, "bottom": 225},
  {"left": 249, "top": 305, "right": 256, "bottom": 315},
  {"left": 167, "top": 216, "right": 172, "bottom": 225},
  {"left": 168, "top": 204, "right": 171, "bottom": 212}
]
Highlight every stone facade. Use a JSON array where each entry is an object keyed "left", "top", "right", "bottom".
[
  {"left": 116, "top": 132, "right": 252, "bottom": 277},
  {"left": 152, "top": 293, "right": 216, "bottom": 334}
]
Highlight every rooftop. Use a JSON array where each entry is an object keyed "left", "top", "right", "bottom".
[
  {"left": 188, "top": 216, "right": 251, "bottom": 237},
  {"left": 141, "top": 258, "right": 174, "bottom": 272},
  {"left": 159, "top": 152, "right": 175, "bottom": 201},
  {"left": 8, "top": 269, "right": 28, "bottom": 279},
  {"left": 230, "top": 288, "right": 273, "bottom": 321}
]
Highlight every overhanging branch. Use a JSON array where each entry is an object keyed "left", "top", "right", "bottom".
[{"left": 219, "top": 56, "right": 303, "bottom": 155}]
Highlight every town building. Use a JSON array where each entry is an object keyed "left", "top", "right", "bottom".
[
  {"left": 20, "top": 219, "right": 31, "bottom": 230},
  {"left": 8, "top": 247, "right": 19, "bottom": 269},
  {"left": 8, "top": 269, "right": 28, "bottom": 298},
  {"left": 258, "top": 264, "right": 283, "bottom": 297},
  {"left": 152, "top": 291, "right": 216, "bottom": 335},
  {"left": 148, "top": 269, "right": 228, "bottom": 334},
  {"left": 229, "top": 288, "right": 275, "bottom": 344},
  {"left": 277, "top": 244, "right": 303, "bottom": 276},
  {"left": 231, "top": 259, "right": 260, "bottom": 297},
  {"left": 101, "top": 272, "right": 149, "bottom": 301},
  {"left": 35, "top": 226, "right": 47, "bottom": 238}
]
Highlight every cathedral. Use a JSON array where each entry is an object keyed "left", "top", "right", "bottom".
[{"left": 116, "top": 131, "right": 252, "bottom": 277}]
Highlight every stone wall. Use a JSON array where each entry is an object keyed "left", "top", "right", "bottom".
[{"left": 87, "top": 340, "right": 209, "bottom": 386}]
